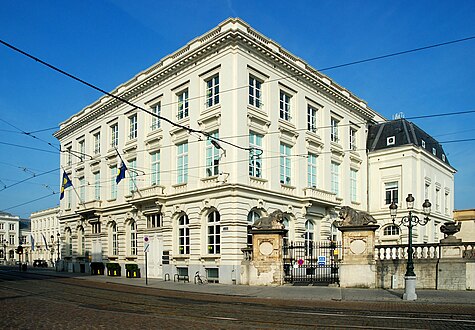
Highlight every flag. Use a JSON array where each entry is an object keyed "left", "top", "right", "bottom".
[
  {"left": 30, "top": 235, "right": 35, "bottom": 251},
  {"left": 116, "top": 161, "right": 127, "bottom": 184},
  {"left": 60, "top": 171, "right": 73, "bottom": 200},
  {"left": 42, "top": 233, "right": 49, "bottom": 250}
]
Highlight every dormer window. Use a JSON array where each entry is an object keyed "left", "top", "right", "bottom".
[
  {"left": 432, "top": 148, "right": 436, "bottom": 156},
  {"left": 387, "top": 136, "right": 395, "bottom": 146},
  {"left": 421, "top": 140, "right": 426, "bottom": 148},
  {"left": 442, "top": 154, "right": 446, "bottom": 162}
]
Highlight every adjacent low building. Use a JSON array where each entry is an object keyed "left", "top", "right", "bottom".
[{"left": 52, "top": 18, "right": 455, "bottom": 283}]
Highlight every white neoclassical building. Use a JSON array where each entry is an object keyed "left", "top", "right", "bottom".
[
  {"left": 30, "top": 207, "right": 61, "bottom": 265},
  {"left": 52, "top": 18, "right": 455, "bottom": 283},
  {"left": 0, "top": 211, "right": 20, "bottom": 263}
]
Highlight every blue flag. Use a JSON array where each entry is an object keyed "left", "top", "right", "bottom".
[
  {"left": 30, "top": 234, "right": 35, "bottom": 251},
  {"left": 116, "top": 161, "right": 127, "bottom": 184},
  {"left": 60, "top": 171, "right": 73, "bottom": 200}
]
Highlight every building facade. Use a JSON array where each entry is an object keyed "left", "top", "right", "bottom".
[
  {"left": 30, "top": 207, "right": 61, "bottom": 265},
  {"left": 0, "top": 211, "right": 21, "bottom": 264},
  {"left": 53, "top": 18, "right": 454, "bottom": 283}
]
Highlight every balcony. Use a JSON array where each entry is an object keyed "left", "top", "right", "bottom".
[
  {"left": 76, "top": 200, "right": 102, "bottom": 218},
  {"left": 126, "top": 185, "right": 165, "bottom": 204},
  {"left": 303, "top": 187, "right": 339, "bottom": 206}
]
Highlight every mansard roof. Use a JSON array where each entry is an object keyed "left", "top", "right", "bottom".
[{"left": 367, "top": 118, "right": 452, "bottom": 167}]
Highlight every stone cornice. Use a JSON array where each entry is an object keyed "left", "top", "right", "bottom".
[{"left": 54, "top": 18, "right": 378, "bottom": 140}]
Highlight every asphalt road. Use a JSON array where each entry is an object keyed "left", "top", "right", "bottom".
[{"left": 0, "top": 269, "right": 474, "bottom": 329}]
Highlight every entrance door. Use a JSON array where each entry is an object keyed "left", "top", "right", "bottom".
[{"left": 147, "top": 235, "right": 162, "bottom": 278}]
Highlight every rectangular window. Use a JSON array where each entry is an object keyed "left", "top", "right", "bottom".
[
  {"left": 9, "top": 234, "right": 15, "bottom": 245},
  {"left": 66, "top": 146, "right": 72, "bottom": 166},
  {"left": 444, "top": 191, "right": 449, "bottom": 214},
  {"left": 9, "top": 223, "right": 15, "bottom": 231},
  {"left": 206, "top": 132, "right": 220, "bottom": 177},
  {"left": 178, "top": 215, "right": 190, "bottom": 254},
  {"left": 94, "top": 172, "right": 101, "bottom": 200},
  {"left": 151, "top": 102, "right": 161, "bottom": 130},
  {"left": 130, "top": 222, "right": 137, "bottom": 256},
  {"left": 111, "top": 123, "right": 119, "bottom": 148},
  {"left": 331, "top": 117, "right": 339, "bottom": 143},
  {"left": 280, "top": 143, "right": 291, "bottom": 185},
  {"left": 151, "top": 151, "right": 160, "bottom": 186},
  {"left": 385, "top": 182, "right": 398, "bottom": 204},
  {"left": 78, "top": 140, "right": 85, "bottom": 161},
  {"left": 177, "top": 142, "right": 188, "bottom": 184},
  {"left": 129, "top": 114, "right": 138, "bottom": 140},
  {"left": 128, "top": 159, "right": 137, "bottom": 193},
  {"left": 93, "top": 132, "right": 101, "bottom": 155},
  {"left": 425, "top": 183, "right": 430, "bottom": 200},
  {"left": 147, "top": 214, "right": 162, "bottom": 228},
  {"left": 110, "top": 166, "right": 117, "bottom": 200},
  {"left": 279, "top": 91, "right": 291, "bottom": 121},
  {"left": 249, "top": 75, "right": 262, "bottom": 108},
  {"left": 436, "top": 187, "right": 441, "bottom": 212},
  {"left": 67, "top": 187, "right": 72, "bottom": 209},
  {"left": 112, "top": 224, "right": 118, "bottom": 255},
  {"left": 79, "top": 177, "right": 86, "bottom": 203},
  {"left": 331, "top": 162, "right": 340, "bottom": 196},
  {"left": 177, "top": 89, "right": 189, "bottom": 120},
  {"left": 249, "top": 131, "right": 263, "bottom": 178},
  {"left": 206, "top": 75, "right": 220, "bottom": 107},
  {"left": 307, "top": 153, "right": 317, "bottom": 188},
  {"left": 350, "top": 169, "right": 358, "bottom": 202},
  {"left": 349, "top": 128, "right": 357, "bottom": 150},
  {"left": 307, "top": 105, "right": 317, "bottom": 133}
]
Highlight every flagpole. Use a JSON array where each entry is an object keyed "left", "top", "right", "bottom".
[
  {"left": 61, "top": 166, "right": 86, "bottom": 209},
  {"left": 114, "top": 148, "right": 142, "bottom": 197}
]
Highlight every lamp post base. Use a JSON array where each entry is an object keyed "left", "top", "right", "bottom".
[{"left": 403, "top": 275, "right": 417, "bottom": 301}]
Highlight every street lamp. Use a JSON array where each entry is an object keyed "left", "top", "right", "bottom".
[
  {"left": 50, "top": 235, "right": 55, "bottom": 267},
  {"left": 56, "top": 233, "right": 61, "bottom": 265},
  {"left": 389, "top": 193, "right": 431, "bottom": 301},
  {"left": 2, "top": 239, "right": 6, "bottom": 262}
]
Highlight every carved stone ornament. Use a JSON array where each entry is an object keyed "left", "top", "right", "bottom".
[
  {"left": 440, "top": 221, "right": 462, "bottom": 237},
  {"left": 252, "top": 210, "right": 285, "bottom": 230},
  {"left": 335, "top": 206, "right": 377, "bottom": 227}
]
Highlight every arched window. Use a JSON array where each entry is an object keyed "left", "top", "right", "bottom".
[
  {"left": 78, "top": 226, "right": 85, "bottom": 256},
  {"left": 178, "top": 214, "right": 189, "bottom": 254},
  {"left": 208, "top": 211, "right": 220, "bottom": 254},
  {"left": 247, "top": 211, "right": 260, "bottom": 247},
  {"left": 65, "top": 228, "right": 72, "bottom": 256},
  {"left": 110, "top": 222, "right": 118, "bottom": 256},
  {"left": 129, "top": 221, "right": 137, "bottom": 256},
  {"left": 383, "top": 225, "right": 400, "bottom": 236},
  {"left": 305, "top": 220, "right": 315, "bottom": 256}
]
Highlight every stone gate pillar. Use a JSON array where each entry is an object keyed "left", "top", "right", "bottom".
[{"left": 338, "top": 225, "right": 379, "bottom": 288}]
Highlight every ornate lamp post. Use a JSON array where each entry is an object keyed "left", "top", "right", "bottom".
[
  {"left": 389, "top": 193, "right": 431, "bottom": 301},
  {"left": 56, "top": 233, "right": 61, "bottom": 262},
  {"left": 50, "top": 235, "right": 55, "bottom": 267},
  {"left": 3, "top": 239, "right": 7, "bottom": 262}
]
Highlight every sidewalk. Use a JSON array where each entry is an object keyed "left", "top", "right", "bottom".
[{"left": 23, "top": 267, "right": 475, "bottom": 305}]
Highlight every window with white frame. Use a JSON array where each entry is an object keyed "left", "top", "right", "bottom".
[
  {"left": 205, "top": 75, "right": 219, "bottom": 108},
  {"left": 66, "top": 146, "right": 72, "bottom": 166},
  {"left": 177, "top": 89, "right": 189, "bottom": 120},
  {"left": 110, "top": 166, "right": 117, "bottom": 200},
  {"left": 129, "top": 114, "right": 138, "bottom": 140},
  {"left": 283, "top": 216, "right": 290, "bottom": 246},
  {"left": 129, "top": 221, "right": 137, "bottom": 256},
  {"left": 387, "top": 136, "right": 395, "bottom": 146},
  {"left": 9, "top": 234, "right": 15, "bottom": 245},
  {"left": 330, "top": 117, "right": 339, "bottom": 143},
  {"left": 249, "top": 75, "right": 262, "bottom": 108},
  {"left": 305, "top": 220, "right": 315, "bottom": 256},
  {"left": 206, "top": 132, "right": 220, "bottom": 177},
  {"left": 331, "top": 162, "right": 340, "bottom": 196},
  {"left": 147, "top": 213, "right": 162, "bottom": 228},
  {"left": 151, "top": 151, "right": 160, "bottom": 186},
  {"left": 177, "top": 142, "right": 188, "bottom": 184},
  {"left": 247, "top": 211, "right": 260, "bottom": 247},
  {"left": 350, "top": 169, "right": 358, "bottom": 202},
  {"left": 249, "top": 131, "right": 263, "bottom": 178},
  {"left": 66, "top": 186, "right": 72, "bottom": 209},
  {"left": 66, "top": 228, "right": 72, "bottom": 256},
  {"left": 79, "top": 177, "right": 86, "bottom": 203},
  {"left": 349, "top": 128, "right": 357, "bottom": 150},
  {"left": 151, "top": 102, "right": 161, "bottom": 130},
  {"left": 9, "top": 223, "right": 14, "bottom": 231},
  {"left": 111, "top": 222, "right": 118, "bottom": 255},
  {"left": 78, "top": 140, "right": 85, "bottom": 161},
  {"left": 279, "top": 90, "right": 291, "bottom": 121},
  {"left": 436, "top": 187, "right": 441, "bottom": 212},
  {"left": 444, "top": 191, "right": 449, "bottom": 214},
  {"left": 425, "top": 182, "right": 430, "bottom": 200},
  {"left": 385, "top": 181, "right": 398, "bottom": 205},
  {"left": 92, "top": 222, "right": 101, "bottom": 234},
  {"left": 307, "top": 105, "right": 317, "bottom": 133},
  {"left": 280, "top": 143, "right": 291, "bottom": 185},
  {"left": 111, "top": 123, "right": 119, "bottom": 148},
  {"left": 78, "top": 226, "right": 85, "bottom": 256},
  {"left": 207, "top": 210, "right": 221, "bottom": 254},
  {"left": 93, "top": 132, "right": 101, "bottom": 155},
  {"left": 307, "top": 153, "right": 317, "bottom": 188},
  {"left": 432, "top": 148, "right": 436, "bottom": 156},
  {"left": 94, "top": 171, "right": 100, "bottom": 200},
  {"left": 128, "top": 159, "right": 137, "bottom": 193},
  {"left": 383, "top": 225, "right": 400, "bottom": 236},
  {"left": 178, "top": 214, "right": 189, "bottom": 254}
]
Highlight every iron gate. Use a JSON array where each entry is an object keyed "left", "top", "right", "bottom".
[{"left": 283, "top": 241, "right": 342, "bottom": 285}]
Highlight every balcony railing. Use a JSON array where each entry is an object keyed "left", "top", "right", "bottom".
[{"left": 303, "top": 187, "right": 338, "bottom": 205}]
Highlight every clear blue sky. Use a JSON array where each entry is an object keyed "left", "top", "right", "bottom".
[{"left": 1, "top": 1, "right": 474, "bottom": 218}]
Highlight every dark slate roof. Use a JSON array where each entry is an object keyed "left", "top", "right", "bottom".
[
  {"left": 20, "top": 219, "right": 31, "bottom": 230},
  {"left": 366, "top": 119, "right": 451, "bottom": 166}
]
